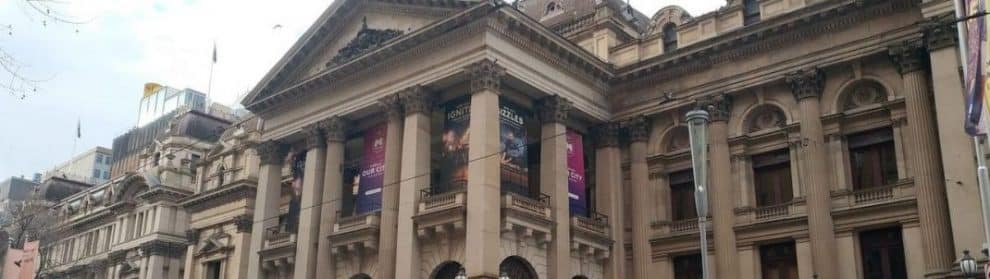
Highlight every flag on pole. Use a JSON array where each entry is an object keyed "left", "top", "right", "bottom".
[
  {"left": 964, "top": 0, "right": 988, "bottom": 135},
  {"left": 76, "top": 118, "right": 81, "bottom": 138},
  {"left": 212, "top": 42, "right": 217, "bottom": 64}
]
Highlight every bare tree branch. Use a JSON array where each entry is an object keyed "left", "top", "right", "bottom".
[{"left": 0, "top": 0, "right": 88, "bottom": 100}]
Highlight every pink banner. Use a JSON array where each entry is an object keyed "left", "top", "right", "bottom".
[
  {"left": 567, "top": 129, "right": 587, "bottom": 215},
  {"left": 356, "top": 123, "right": 387, "bottom": 214}
]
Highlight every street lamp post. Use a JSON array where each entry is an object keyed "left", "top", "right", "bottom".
[{"left": 686, "top": 109, "right": 711, "bottom": 279}]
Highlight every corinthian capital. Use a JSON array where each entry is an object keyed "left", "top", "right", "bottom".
[
  {"left": 785, "top": 68, "right": 826, "bottom": 101},
  {"left": 378, "top": 93, "right": 404, "bottom": 119},
  {"left": 537, "top": 95, "right": 572, "bottom": 124},
  {"left": 400, "top": 85, "right": 433, "bottom": 116},
  {"left": 923, "top": 16, "right": 957, "bottom": 50},
  {"left": 625, "top": 116, "right": 651, "bottom": 143},
  {"left": 319, "top": 116, "right": 348, "bottom": 143},
  {"left": 592, "top": 122, "right": 621, "bottom": 148},
  {"left": 302, "top": 123, "right": 326, "bottom": 150},
  {"left": 256, "top": 140, "right": 288, "bottom": 165},
  {"left": 697, "top": 93, "right": 733, "bottom": 122},
  {"left": 889, "top": 39, "right": 927, "bottom": 75},
  {"left": 467, "top": 59, "right": 506, "bottom": 93}
]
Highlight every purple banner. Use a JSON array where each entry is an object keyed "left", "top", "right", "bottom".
[
  {"left": 964, "top": 0, "right": 987, "bottom": 135},
  {"left": 500, "top": 102, "right": 529, "bottom": 195},
  {"left": 439, "top": 98, "right": 471, "bottom": 192},
  {"left": 356, "top": 123, "right": 387, "bottom": 214},
  {"left": 567, "top": 129, "right": 587, "bottom": 216}
]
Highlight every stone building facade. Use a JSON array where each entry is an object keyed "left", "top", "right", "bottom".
[{"left": 35, "top": 0, "right": 989, "bottom": 278}]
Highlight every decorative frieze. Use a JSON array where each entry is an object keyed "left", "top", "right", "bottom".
[
  {"left": 698, "top": 93, "right": 732, "bottom": 122},
  {"left": 923, "top": 15, "right": 958, "bottom": 51},
  {"left": 625, "top": 116, "right": 651, "bottom": 143},
  {"left": 303, "top": 123, "right": 326, "bottom": 150},
  {"left": 256, "top": 140, "right": 288, "bottom": 165},
  {"left": 108, "top": 250, "right": 127, "bottom": 264},
  {"left": 319, "top": 116, "right": 349, "bottom": 143},
  {"left": 379, "top": 93, "right": 404, "bottom": 119},
  {"left": 139, "top": 240, "right": 187, "bottom": 258},
  {"left": 468, "top": 59, "right": 506, "bottom": 93},
  {"left": 592, "top": 122, "right": 621, "bottom": 148},
  {"left": 889, "top": 40, "right": 927, "bottom": 75},
  {"left": 234, "top": 214, "right": 253, "bottom": 233},
  {"left": 401, "top": 85, "right": 433, "bottom": 116},
  {"left": 537, "top": 95, "right": 572, "bottom": 124},
  {"left": 785, "top": 68, "right": 826, "bottom": 101}
]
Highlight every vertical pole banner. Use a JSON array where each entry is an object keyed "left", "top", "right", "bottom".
[
  {"left": 440, "top": 98, "right": 471, "bottom": 192},
  {"left": 287, "top": 151, "right": 305, "bottom": 231},
  {"left": 356, "top": 123, "right": 387, "bottom": 214},
  {"left": 500, "top": 102, "right": 529, "bottom": 195},
  {"left": 965, "top": 0, "right": 987, "bottom": 135},
  {"left": 567, "top": 129, "right": 588, "bottom": 216}
]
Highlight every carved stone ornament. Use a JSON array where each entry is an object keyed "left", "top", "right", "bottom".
[
  {"left": 401, "top": 85, "right": 433, "bottom": 116},
  {"left": 255, "top": 140, "right": 288, "bottom": 165},
  {"left": 785, "top": 68, "right": 826, "bottom": 101},
  {"left": 923, "top": 16, "right": 958, "bottom": 50},
  {"left": 379, "top": 93, "right": 404, "bottom": 119},
  {"left": 319, "top": 116, "right": 348, "bottom": 143},
  {"left": 303, "top": 123, "right": 326, "bottom": 150},
  {"left": 186, "top": 229, "right": 199, "bottom": 243},
  {"left": 537, "top": 95, "right": 572, "bottom": 124},
  {"left": 844, "top": 82, "right": 886, "bottom": 110},
  {"left": 698, "top": 93, "right": 732, "bottom": 122},
  {"left": 889, "top": 40, "right": 927, "bottom": 75},
  {"left": 468, "top": 59, "right": 506, "bottom": 93},
  {"left": 234, "top": 214, "right": 253, "bottom": 233},
  {"left": 748, "top": 106, "right": 787, "bottom": 133},
  {"left": 592, "top": 122, "right": 621, "bottom": 148},
  {"left": 139, "top": 240, "right": 186, "bottom": 257},
  {"left": 625, "top": 116, "right": 651, "bottom": 143},
  {"left": 326, "top": 17, "right": 405, "bottom": 67}
]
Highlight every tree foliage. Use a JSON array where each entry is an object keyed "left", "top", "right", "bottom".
[{"left": 0, "top": 199, "right": 56, "bottom": 250}]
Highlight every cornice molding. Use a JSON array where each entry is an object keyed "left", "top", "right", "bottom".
[{"left": 181, "top": 182, "right": 257, "bottom": 214}]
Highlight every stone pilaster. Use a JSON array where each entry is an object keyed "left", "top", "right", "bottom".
[
  {"left": 395, "top": 85, "right": 433, "bottom": 279},
  {"left": 625, "top": 115, "right": 651, "bottom": 279},
  {"left": 537, "top": 95, "right": 572, "bottom": 279},
  {"left": 592, "top": 122, "right": 624, "bottom": 279},
  {"left": 698, "top": 93, "right": 738, "bottom": 278},
  {"left": 465, "top": 59, "right": 505, "bottom": 279},
  {"left": 294, "top": 123, "right": 328, "bottom": 279},
  {"left": 377, "top": 94, "right": 404, "bottom": 279},
  {"left": 247, "top": 140, "right": 287, "bottom": 279},
  {"left": 317, "top": 116, "right": 348, "bottom": 279},
  {"left": 785, "top": 68, "right": 838, "bottom": 279},
  {"left": 890, "top": 41, "right": 955, "bottom": 276}
]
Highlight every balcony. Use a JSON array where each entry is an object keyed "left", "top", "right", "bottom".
[
  {"left": 501, "top": 192, "right": 553, "bottom": 246},
  {"left": 831, "top": 179, "right": 916, "bottom": 212},
  {"left": 652, "top": 218, "right": 701, "bottom": 236},
  {"left": 570, "top": 212, "right": 612, "bottom": 260},
  {"left": 259, "top": 214, "right": 297, "bottom": 271},
  {"left": 735, "top": 199, "right": 807, "bottom": 226},
  {"left": 414, "top": 186, "right": 467, "bottom": 240},
  {"left": 328, "top": 212, "right": 380, "bottom": 257}
]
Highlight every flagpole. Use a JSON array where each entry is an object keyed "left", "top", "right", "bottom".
[
  {"left": 206, "top": 41, "right": 216, "bottom": 112},
  {"left": 955, "top": 0, "right": 990, "bottom": 253}
]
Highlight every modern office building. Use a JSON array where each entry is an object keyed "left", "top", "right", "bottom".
[
  {"left": 138, "top": 83, "right": 208, "bottom": 127},
  {"left": 44, "top": 147, "right": 113, "bottom": 186}
]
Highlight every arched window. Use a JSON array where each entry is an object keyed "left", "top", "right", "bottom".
[
  {"left": 744, "top": 0, "right": 761, "bottom": 25},
  {"left": 431, "top": 261, "right": 464, "bottom": 279},
  {"left": 500, "top": 256, "right": 538, "bottom": 279},
  {"left": 349, "top": 274, "right": 372, "bottom": 279},
  {"left": 662, "top": 23, "right": 678, "bottom": 52},
  {"left": 545, "top": 2, "right": 562, "bottom": 16}
]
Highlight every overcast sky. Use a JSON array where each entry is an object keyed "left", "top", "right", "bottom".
[{"left": 0, "top": 0, "right": 726, "bottom": 179}]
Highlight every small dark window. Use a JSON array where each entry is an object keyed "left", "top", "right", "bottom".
[
  {"left": 545, "top": 2, "right": 561, "bottom": 16},
  {"left": 669, "top": 170, "right": 697, "bottom": 221},
  {"left": 673, "top": 253, "right": 703, "bottom": 279},
  {"left": 848, "top": 128, "right": 898, "bottom": 190},
  {"left": 860, "top": 227, "right": 907, "bottom": 279},
  {"left": 752, "top": 149, "right": 793, "bottom": 207},
  {"left": 663, "top": 23, "right": 678, "bottom": 52},
  {"left": 744, "top": 0, "right": 761, "bottom": 26},
  {"left": 205, "top": 261, "right": 222, "bottom": 279},
  {"left": 760, "top": 242, "right": 798, "bottom": 279}
]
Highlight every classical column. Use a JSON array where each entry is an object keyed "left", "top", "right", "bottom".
[
  {"left": 395, "top": 86, "right": 433, "bottom": 278},
  {"left": 247, "top": 140, "right": 288, "bottom": 279},
  {"left": 925, "top": 19, "right": 985, "bottom": 260},
  {"left": 699, "top": 94, "right": 739, "bottom": 278},
  {"left": 316, "top": 117, "right": 347, "bottom": 279},
  {"left": 626, "top": 115, "right": 651, "bottom": 279},
  {"left": 294, "top": 123, "right": 328, "bottom": 279},
  {"left": 785, "top": 68, "right": 837, "bottom": 279},
  {"left": 593, "top": 122, "right": 625, "bottom": 279},
  {"left": 183, "top": 229, "right": 198, "bottom": 279},
  {"left": 538, "top": 95, "right": 573, "bottom": 279},
  {"left": 889, "top": 40, "right": 955, "bottom": 276},
  {"left": 464, "top": 59, "right": 504, "bottom": 279},
  {"left": 378, "top": 94, "right": 405, "bottom": 279}
]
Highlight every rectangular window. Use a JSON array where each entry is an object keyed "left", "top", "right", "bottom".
[
  {"left": 103, "top": 170, "right": 110, "bottom": 179},
  {"left": 93, "top": 169, "right": 102, "bottom": 179},
  {"left": 673, "top": 253, "right": 703, "bottom": 279},
  {"left": 860, "top": 227, "right": 907, "bottom": 279},
  {"left": 744, "top": 0, "right": 761, "bottom": 26},
  {"left": 847, "top": 128, "right": 897, "bottom": 190},
  {"left": 205, "top": 261, "right": 223, "bottom": 279},
  {"left": 752, "top": 149, "right": 793, "bottom": 207},
  {"left": 760, "top": 242, "right": 798, "bottom": 279},
  {"left": 669, "top": 170, "right": 697, "bottom": 221},
  {"left": 95, "top": 154, "right": 103, "bottom": 164}
]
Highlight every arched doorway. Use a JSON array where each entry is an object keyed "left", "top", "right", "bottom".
[
  {"left": 431, "top": 261, "right": 464, "bottom": 279},
  {"left": 350, "top": 273, "right": 372, "bottom": 279},
  {"left": 500, "top": 256, "right": 538, "bottom": 279}
]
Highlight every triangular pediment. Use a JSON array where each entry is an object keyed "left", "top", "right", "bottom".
[{"left": 244, "top": 0, "right": 469, "bottom": 108}]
